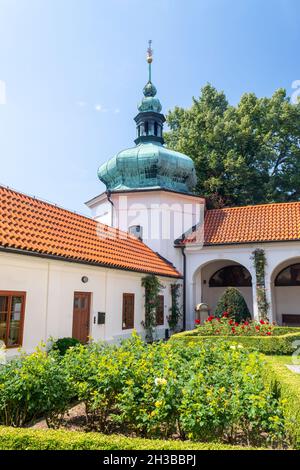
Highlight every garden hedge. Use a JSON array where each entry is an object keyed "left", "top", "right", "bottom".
[
  {"left": 0, "top": 427, "right": 259, "bottom": 450},
  {"left": 170, "top": 330, "right": 300, "bottom": 355},
  {"left": 262, "top": 357, "right": 300, "bottom": 450}
]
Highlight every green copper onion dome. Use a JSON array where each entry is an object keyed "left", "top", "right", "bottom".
[
  {"left": 138, "top": 80, "right": 162, "bottom": 113},
  {"left": 98, "top": 42, "right": 197, "bottom": 194}
]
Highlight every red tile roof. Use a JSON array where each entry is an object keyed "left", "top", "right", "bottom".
[
  {"left": 180, "top": 202, "right": 300, "bottom": 246},
  {"left": 0, "top": 186, "right": 180, "bottom": 278}
]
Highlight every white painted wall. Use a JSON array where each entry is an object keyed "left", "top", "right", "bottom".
[
  {"left": 86, "top": 190, "right": 205, "bottom": 272},
  {"left": 0, "top": 251, "right": 174, "bottom": 356},
  {"left": 274, "top": 287, "right": 300, "bottom": 322},
  {"left": 269, "top": 254, "right": 300, "bottom": 325}
]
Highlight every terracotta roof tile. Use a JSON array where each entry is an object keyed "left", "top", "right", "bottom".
[
  {"left": 181, "top": 202, "right": 300, "bottom": 245},
  {"left": 0, "top": 186, "right": 180, "bottom": 278}
]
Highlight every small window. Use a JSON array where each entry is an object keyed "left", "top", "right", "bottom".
[
  {"left": 275, "top": 264, "right": 300, "bottom": 286},
  {"left": 122, "top": 293, "right": 135, "bottom": 330},
  {"left": 154, "top": 122, "right": 158, "bottom": 136},
  {"left": 128, "top": 225, "right": 143, "bottom": 241},
  {"left": 209, "top": 265, "right": 252, "bottom": 287},
  {"left": 0, "top": 291, "right": 26, "bottom": 348},
  {"left": 156, "top": 295, "right": 164, "bottom": 326},
  {"left": 144, "top": 121, "right": 149, "bottom": 135}
]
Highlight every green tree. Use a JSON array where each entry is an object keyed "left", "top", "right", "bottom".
[
  {"left": 214, "top": 287, "right": 251, "bottom": 323},
  {"left": 165, "top": 84, "right": 300, "bottom": 208}
]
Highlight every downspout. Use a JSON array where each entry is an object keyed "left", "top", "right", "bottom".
[
  {"left": 181, "top": 246, "right": 187, "bottom": 331},
  {"left": 44, "top": 261, "right": 50, "bottom": 342},
  {"left": 106, "top": 190, "right": 114, "bottom": 227}
]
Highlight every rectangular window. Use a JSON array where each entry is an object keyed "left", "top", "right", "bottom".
[
  {"left": 122, "top": 293, "right": 135, "bottom": 330},
  {"left": 156, "top": 295, "right": 164, "bottom": 326},
  {"left": 0, "top": 291, "right": 26, "bottom": 348}
]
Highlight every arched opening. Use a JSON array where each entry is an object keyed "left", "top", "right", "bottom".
[
  {"left": 193, "top": 260, "right": 253, "bottom": 322},
  {"left": 209, "top": 265, "right": 252, "bottom": 287},
  {"left": 272, "top": 260, "right": 300, "bottom": 326}
]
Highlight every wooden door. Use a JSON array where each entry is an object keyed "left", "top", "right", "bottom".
[
  {"left": 122, "top": 293, "right": 135, "bottom": 330},
  {"left": 72, "top": 292, "right": 91, "bottom": 343}
]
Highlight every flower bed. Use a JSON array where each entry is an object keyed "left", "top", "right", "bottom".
[
  {"left": 194, "top": 313, "right": 276, "bottom": 336},
  {"left": 0, "top": 334, "right": 287, "bottom": 447}
]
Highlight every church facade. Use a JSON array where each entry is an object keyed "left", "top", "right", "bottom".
[{"left": 1, "top": 45, "right": 300, "bottom": 355}]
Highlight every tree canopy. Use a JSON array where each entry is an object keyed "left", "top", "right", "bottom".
[{"left": 164, "top": 84, "right": 300, "bottom": 208}]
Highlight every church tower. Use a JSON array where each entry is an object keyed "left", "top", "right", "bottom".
[{"left": 86, "top": 42, "right": 204, "bottom": 271}]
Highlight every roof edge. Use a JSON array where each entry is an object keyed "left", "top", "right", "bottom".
[{"left": 0, "top": 246, "right": 182, "bottom": 279}]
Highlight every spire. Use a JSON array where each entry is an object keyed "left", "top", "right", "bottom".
[
  {"left": 143, "top": 40, "right": 157, "bottom": 98},
  {"left": 134, "top": 41, "right": 165, "bottom": 146},
  {"left": 147, "top": 40, "right": 153, "bottom": 82}
]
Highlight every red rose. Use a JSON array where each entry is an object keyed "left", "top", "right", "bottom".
[
  {"left": 229, "top": 319, "right": 234, "bottom": 325},
  {"left": 260, "top": 320, "right": 265, "bottom": 325},
  {"left": 244, "top": 321, "right": 249, "bottom": 326},
  {"left": 195, "top": 319, "right": 200, "bottom": 325},
  {"left": 222, "top": 312, "right": 229, "bottom": 318},
  {"left": 255, "top": 325, "right": 260, "bottom": 330},
  {"left": 266, "top": 331, "right": 271, "bottom": 336},
  {"left": 235, "top": 322, "right": 239, "bottom": 326}
]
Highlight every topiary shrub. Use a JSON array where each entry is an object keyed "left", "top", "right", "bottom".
[
  {"left": 214, "top": 287, "right": 251, "bottom": 323},
  {"left": 51, "top": 337, "right": 81, "bottom": 356}
]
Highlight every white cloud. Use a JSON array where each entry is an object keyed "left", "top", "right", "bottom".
[
  {"left": 114, "top": 108, "right": 120, "bottom": 114},
  {"left": 76, "top": 100, "right": 87, "bottom": 107},
  {"left": 94, "top": 104, "right": 108, "bottom": 112},
  {"left": 291, "top": 80, "right": 300, "bottom": 105},
  {"left": 0, "top": 80, "right": 6, "bottom": 105}
]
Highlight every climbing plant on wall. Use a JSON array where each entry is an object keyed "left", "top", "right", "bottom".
[
  {"left": 141, "top": 275, "right": 164, "bottom": 342},
  {"left": 251, "top": 249, "right": 269, "bottom": 321},
  {"left": 167, "top": 283, "right": 182, "bottom": 332}
]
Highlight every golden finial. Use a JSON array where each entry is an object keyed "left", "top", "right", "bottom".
[{"left": 147, "top": 40, "right": 153, "bottom": 64}]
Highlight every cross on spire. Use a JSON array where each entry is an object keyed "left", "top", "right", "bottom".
[{"left": 147, "top": 40, "right": 153, "bottom": 82}]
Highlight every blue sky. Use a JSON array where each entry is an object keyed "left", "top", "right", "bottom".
[{"left": 0, "top": 0, "right": 299, "bottom": 214}]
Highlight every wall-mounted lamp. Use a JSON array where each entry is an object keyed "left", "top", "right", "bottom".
[{"left": 81, "top": 276, "right": 89, "bottom": 284}]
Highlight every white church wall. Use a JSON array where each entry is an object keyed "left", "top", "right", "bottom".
[
  {"left": 0, "top": 251, "right": 174, "bottom": 356},
  {"left": 86, "top": 190, "right": 205, "bottom": 273}
]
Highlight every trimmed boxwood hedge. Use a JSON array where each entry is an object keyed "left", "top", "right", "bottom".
[
  {"left": 0, "top": 427, "right": 259, "bottom": 450},
  {"left": 170, "top": 330, "right": 300, "bottom": 355},
  {"left": 263, "top": 357, "right": 300, "bottom": 450}
]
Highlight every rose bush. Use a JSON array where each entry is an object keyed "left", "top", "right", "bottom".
[
  {"left": 195, "top": 313, "right": 275, "bottom": 336},
  {"left": 62, "top": 332, "right": 285, "bottom": 446},
  {"left": 0, "top": 346, "right": 74, "bottom": 428},
  {"left": 0, "top": 334, "right": 287, "bottom": 446}
]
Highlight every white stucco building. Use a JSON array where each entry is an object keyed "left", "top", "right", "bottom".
[{"left": 1, "top": 46, "right": 300, "bottom": 356}]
